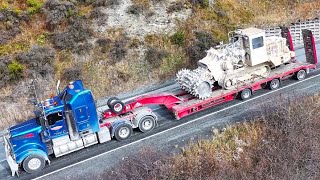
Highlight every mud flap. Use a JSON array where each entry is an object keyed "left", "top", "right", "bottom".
[
  {"left": 281, "top": 26, "right": 294, "bottom": 51},
  {"left": 4, "top": 137, "right": 19, "bottom": 176},
  {"left": 302, "top": 29, "right": 318, "bottom": 65}
]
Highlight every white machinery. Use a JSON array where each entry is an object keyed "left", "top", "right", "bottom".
[{"left": 177, "top": 27, "right": 296, "bottom": 99}]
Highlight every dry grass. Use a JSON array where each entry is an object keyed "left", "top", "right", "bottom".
[{"left": 132, "top": 0, "right": 151, "bottom": 10}]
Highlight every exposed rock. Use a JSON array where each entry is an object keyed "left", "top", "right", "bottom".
[{"left": 94, "top": 0, "right": 192, "bottom": 38}]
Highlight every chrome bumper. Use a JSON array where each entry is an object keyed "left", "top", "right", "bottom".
[{"left": 3, "top": 136, "right": 18, "bottom": 176}]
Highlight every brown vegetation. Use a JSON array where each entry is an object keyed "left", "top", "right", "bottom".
[{"left": 100, "top": 95, "right": 320, "bottom": 179}]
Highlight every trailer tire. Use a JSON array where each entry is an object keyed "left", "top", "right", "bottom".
[
  {"left": 139, "top": 116, "right": 156, "bottom": 132},
  {"left": 22, "top": 155, "right": 46, "bottom": 174},
  {"left": 294, "top": 69, "right": 306, "bottom": 80},
  {"left": 114, "top": 124, "right": 133, "bottom": 141},
  {"left": 108, "top": 97, "right": 124, "bottom": 114},
  {"left": 107, "top": 97, "right": 120, "bottom": 106},
  {"left": 239, "top": 88, "right": 252, "bottom": 100},
  {"left": 261, "top": 82, "right": 268, "bottom": 89},
  {"left": 268, "top": 79, "right": 280, "bottom": 90}
]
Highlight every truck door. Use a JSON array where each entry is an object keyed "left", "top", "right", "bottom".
[
  {"left": 74, "top": 106, "right": 90, "bottom": 131},
  {"left": 47, "top": 112, "right": 68, "bottom": 138}
]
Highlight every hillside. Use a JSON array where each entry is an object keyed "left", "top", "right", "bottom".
[{"left": 0, "top": 0, "right": 320, "bottom": 129}]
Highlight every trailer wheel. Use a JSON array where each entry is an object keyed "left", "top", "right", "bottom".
[
  {"left": 22, "top": 155, "right": 46, "bottom": 173},
  {"left": 107, "top": 97, "right": 119, "bottom": 107},
  {"left": 108, "top": 97, "right": 124, "bottom": 114},
  {"left": 261, "top": 82, "right": 268, "bottom": 89},
  {"left": 139, "top": 116, "right": 156, "bottom": 132},
  {"left": 294, "top": 69, "right": 306, "bottom": 80},
  {"left": 268, "top": 79, "right": 280, "bottom": 90},
  {"left": 240, "top": 89, "right": 252, "bottom": 100},
  {"left": 114, "top": 124, "right": 133, "bottom": 141}
]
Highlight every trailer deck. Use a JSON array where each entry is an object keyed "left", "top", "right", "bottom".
[
  {"left": 171, "top": 61, "right": 316, "bottom": 119},
  {"left": 101, "top": 61, "right": 316, "bottom": 121}
]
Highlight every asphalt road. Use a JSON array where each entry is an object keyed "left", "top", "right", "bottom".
[{"left": 0, "top": 43, "right": 320, "bottom": 179}]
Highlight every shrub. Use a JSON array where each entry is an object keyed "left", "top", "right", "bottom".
[
  {"left": 95, "top": 38, "right": 111, "bottom": 53},
  {"left": 51, "top": 17, "right": 93, "bottom": 51},
  {"left": 109, "top": 39, "right": 128, "bottom": 63},
  {"left": 145, "top": 47, "right": 168, "bottom": 68},
  {"left": 167, "top": 2, "right": 185, "bottom": 13},
  {"left": 93, "top": 0, "right": 119, "bottom": 7},
  {"left": 43, "top": 0, "right": 76, "bottom": 30},
  {"left": 189, "top": 0, "right": 209, "bottom": 8},
  {"left": 0, "top": 56, "right": 11, "bottom": 87},
  {"left": 62, "top": 67, "right": 82, "bottom": 82},
  {"left": 0, "top": 10, "right": 22, "bottom": 45},
  {"left": 72, "top": 43, "right": 93, "bottom": 55},
  {"left": 90, "top": 7, "right": 108, "bottom": 26},
  {"left": 116, "top": 70, "right": 130, "bottom": 82},
  {"left": 170, "top": 30, "right": 185, "bottom": 46},
  {"left": 160, "top": 54, "right": 184, "bottom": 77},
  {"left": 0, "top": 2, "right": 9, "bottom": 11},
  {"left": 8, "top": 61, "right": 24, "bottom": 80},
  {"left": 16, "top": 45, "right": 55, "bottom": 78},
  {"left": 26, "top": 0, "right": 43, "bottom": 15},
  {"left": 126, "top": 5, "right": 143, "bottom": 15},
  {"left": 36, "top": 34, "right": 46, "bottom": 46},
  {"left": 187, "top": 31, "right": 218, "bottom": 67}
]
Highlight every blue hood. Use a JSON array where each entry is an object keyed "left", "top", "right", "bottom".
[{"left": 10, "top": 118, "right": 41, "bottom": 137}]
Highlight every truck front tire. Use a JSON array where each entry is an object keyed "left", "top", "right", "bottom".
[
  {"left": 22, "top": 155, "right": 46, "bottom": 174},
  {"left": 114, "top": 124, "right": 133, "bottom": 141}
]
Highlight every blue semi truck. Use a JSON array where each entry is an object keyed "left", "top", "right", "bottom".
[{"left": 3, "top": 80, "right": 158, "bottom": 176}]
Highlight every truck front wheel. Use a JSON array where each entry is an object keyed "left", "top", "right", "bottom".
[
  {"left": 139, "top": 116, "right": 156, "bottom": 132},
  {"left": 114, "top": 124, "right": 133, "bottom": 141},
  {"left": 22, "top": 155, "right": 46, "bottom": 173}
]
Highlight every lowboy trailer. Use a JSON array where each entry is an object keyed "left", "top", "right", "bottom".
[{"left": 2, "top": 29, "right": 318, "bottom": 176}]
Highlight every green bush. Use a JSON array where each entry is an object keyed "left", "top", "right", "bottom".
[
  {"left": 27, "top": 0, "right": 43, "bottom": 15},
  {"left": 161, "top": 54, "right": 184, "bottom": 74},
  {"left": 36, "top": 34, "right": 46, "bottom": 46},
  {"left": 8, "top": 61, "right": 24, "bottom": 80},
  {"left": 170, "top": 30, "right": 185, "bottom": 46},
  {"left": 1, "top": 2, "right": 9, "bottom": 11}
]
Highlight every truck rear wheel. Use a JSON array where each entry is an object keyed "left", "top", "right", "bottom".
[
  {"left": 239, "top": 88, "right": 252, "bottom": 100},
  {"left": 268, "top": 79, "right": 280, "bottom": 90},
  {"left": 139, "top": 116, "right": 156, "bottom": 132},
  {"left": 294, "top": 69, "right": 306, "bottom": 80},
  {"left": 22, "top": 155, "right": 46, "bottom": 173},
  {"left": 108, "top": 97, "right": 124, "bottom": 114},
  {"left": 114, "top": 124, "right": 133, "bottom": 141}
]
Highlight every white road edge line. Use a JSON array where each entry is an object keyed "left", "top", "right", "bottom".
[{"left": 33, "top": 72, "right": 320, "bottom": 180}]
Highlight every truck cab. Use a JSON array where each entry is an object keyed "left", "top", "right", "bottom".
[{"left": 4, "top": 80, "right": 101, "bottom": 176}]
